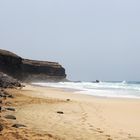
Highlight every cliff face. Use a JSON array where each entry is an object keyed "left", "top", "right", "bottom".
[{"left": 0, "top": 49, "right": 66, "bottom": 81}]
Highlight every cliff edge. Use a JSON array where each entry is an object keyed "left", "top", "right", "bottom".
[{"left": 0, "top": 49, "right": 66, "bottom": 82}]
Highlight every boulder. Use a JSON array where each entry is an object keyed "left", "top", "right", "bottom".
[
  {"left": 57, "top": 111, "right": 64, "bottom": 114},
  {"left": 12, "top": 124, "right": 26, "bottom": 128},
  {"left": 4, "top": 115, "right": 16, "bottom": 120},
  {"left": 6, "top": 107, "right": 15, "bottom": 111},
  {"left": 0, "top": 72, "right": 21, "bottom": 88},
  {"left": 96, "top": 80, "right": 100, "bottom": 83}
]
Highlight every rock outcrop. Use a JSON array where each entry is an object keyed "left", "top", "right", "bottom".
[
  {"left": 0, "top": 72, "right": 21, "bottom": 88},
  {"left": 0, "top": 49, "right": 66, "bottom": 82}
]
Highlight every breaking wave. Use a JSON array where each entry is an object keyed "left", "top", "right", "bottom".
[{"left": 32, "top": 81, "right": 140, "bottom": 99}]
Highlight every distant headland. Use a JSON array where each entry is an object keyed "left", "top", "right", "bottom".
[{"left": 0, "top": 49, "right": 66, "bottom": 82}]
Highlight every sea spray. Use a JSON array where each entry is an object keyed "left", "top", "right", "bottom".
[{"left": 32, "top": 81, "right": 140, "bottom": 99}]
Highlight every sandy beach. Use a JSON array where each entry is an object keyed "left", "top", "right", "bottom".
[{"left": 1, "top": 85, "right": 140, "bottom": 140}]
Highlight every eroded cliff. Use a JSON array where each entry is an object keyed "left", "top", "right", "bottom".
[{"left": 0, "top": 49, "right": 66, "bottom": 81}]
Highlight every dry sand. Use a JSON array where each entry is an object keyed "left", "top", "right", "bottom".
[{"left": 1, "top": 84, "right": 140, "bottom": 140}]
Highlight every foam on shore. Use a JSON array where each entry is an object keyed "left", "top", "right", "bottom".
[{"left": 32, "top": 81, "right": 140, "bottom": 99}]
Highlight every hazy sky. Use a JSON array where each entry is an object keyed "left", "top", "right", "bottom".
[{"left": 0, "top": 0, "right": 140, "bottom": 81}]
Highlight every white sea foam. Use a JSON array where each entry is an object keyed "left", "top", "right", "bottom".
[{"left": 32, "top": 81, "right": 140, "bottom": 99}]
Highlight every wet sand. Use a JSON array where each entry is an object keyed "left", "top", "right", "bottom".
[{"left": 1, "top": 85, "right": 140, "bottom": 140}]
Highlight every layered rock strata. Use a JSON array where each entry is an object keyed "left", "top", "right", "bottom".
[{"left": 0, "top": 49, "right": 66, "bottom": 82}]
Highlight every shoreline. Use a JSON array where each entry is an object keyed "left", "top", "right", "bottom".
[
  {"left": 1, "top": 84, "right": 140, "bottom": 140},
  {"left": 31, "top": 83, "right": 140, "bottom": 101}
]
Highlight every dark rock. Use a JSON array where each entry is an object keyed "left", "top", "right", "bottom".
[
  {"left": 6, "top": 107, "right": 15, "bottom": 111},
  {"left": 0, "top": 49, "right": 22, "bottom": 77},
  {"left": 96, "top": 80, "right": 100, "bottom": 83},
  {"left": 0, "top": 94, "right": 6, "bottom": 98},
  {"left": 57, "top": 111, "right": 64, "bottom": 114},
  {"left": 4, "top": 115, "right": 16, "bottom": 120},
  {"left": 1, "top": 90, "right": 9, "bottom": 95},
  {"left": 66, "top": 99, "right": 70, "bottom": 101},
  {"left": 12, "top": 124, "right": 26, "bottom": 128},
  {"left": 0, "top": 106, "right": 5, "bottom": 112},
  {"left": 0, "top": 93, "right": 6, "bottom": 98},
  {"left": 0, "top": 124, "right": 3, "bottom": 132},
  {"left": 0, "top": 89, "right": 4, "bottom": 92},
  {"left": 0, "top": 90, "right": 14, "bottom": 99},
  {"left": 0, "top": 49, "right": 66, "bottom": 82},
  {"left": 7, "top": 95, "right": 14, "bottom": 98},
  {"left": 0, "top": 72, "right": 21, "bottom": 88}
]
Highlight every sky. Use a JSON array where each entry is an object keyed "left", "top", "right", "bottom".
[{"left": 0, "top": 0, "right": 140, "bottom": 81}]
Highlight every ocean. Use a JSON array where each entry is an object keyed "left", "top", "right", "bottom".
[{"left": 32, "top": 81, "right": 140, "bottom": 99}]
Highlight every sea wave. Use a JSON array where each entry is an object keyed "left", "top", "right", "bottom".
[{"left": 32, "top": 81, "right": 140, "bottom": 99}]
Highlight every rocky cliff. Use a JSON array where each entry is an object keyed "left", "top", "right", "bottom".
[{"left": 0, "top": 49, "right": 66, "bottom": 81}]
